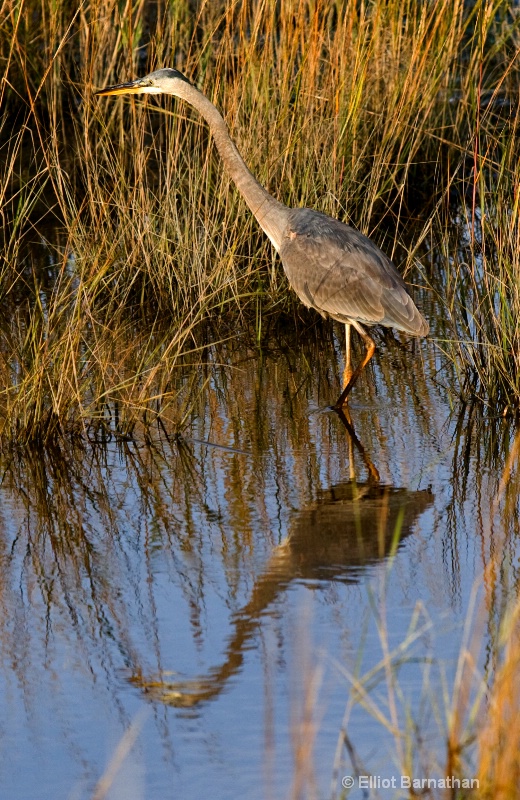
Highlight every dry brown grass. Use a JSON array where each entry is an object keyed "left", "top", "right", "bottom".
[
  {"left": 0, "top": 0, "right": 519, "bottom": 440},
  {"left": 476, "top": 602, "right": 520, "bottom": 799}
]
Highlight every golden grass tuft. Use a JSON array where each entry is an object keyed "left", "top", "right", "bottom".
[{"left": 477, "top": 602, "right": 520, "bottom": 799}]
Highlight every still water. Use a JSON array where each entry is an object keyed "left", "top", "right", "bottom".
[{"left": 0, "top": 315, "right": 517, "bottom": 799}]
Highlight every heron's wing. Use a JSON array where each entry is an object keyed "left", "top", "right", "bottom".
[{"left": 279, "top": 210, "right": 428, "bottom": 336}]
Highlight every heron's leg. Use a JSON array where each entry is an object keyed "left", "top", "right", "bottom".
[
  {"left": 342, "top": 323, "right": 353, "bottom": 388},
  {"left": 334, "top": 405, "right": 381, "bottom": 482},
  {"left": 334, "top": 320, "right": 376, "bottom": 408},
  {"left": 343, "top": 401, "right": 356, "bottom": 480}
]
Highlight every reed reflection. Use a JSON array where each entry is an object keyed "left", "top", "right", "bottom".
[
  {"left": 0, "top": 379, "right": 516, "bottom": 729},
  {"left": 4, "top": 327, "right": 511, "bottom": 730}
]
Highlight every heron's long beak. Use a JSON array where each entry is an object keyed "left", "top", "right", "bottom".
[
  {"left": 96, "top": 79, "right": 162, "bottom": 96},
  {"left": 95, "top": 80, "right": 144, "bottom": 96}
]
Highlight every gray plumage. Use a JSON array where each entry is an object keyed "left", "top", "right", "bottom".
[
  {"left": 96, "top": 68, "right": 429, "bottom": 407},
  {"left": 280, "top": 208, "right": 428, "bottom": 336}
]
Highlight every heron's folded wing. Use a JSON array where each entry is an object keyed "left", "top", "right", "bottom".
[{"left": 280, "top": 213, "right": 428, "bottom": 335}]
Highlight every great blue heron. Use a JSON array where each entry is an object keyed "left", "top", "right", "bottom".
[{"left": 96, "top": 68, "right": 429, "bottom": 407}]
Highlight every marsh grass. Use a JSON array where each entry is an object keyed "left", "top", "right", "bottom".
[
  {"left": 476, "top": 600, "right": 520, "bottom": 799},
  {"left": 1, "top": 0, "right": 519, "bottom": 440}
]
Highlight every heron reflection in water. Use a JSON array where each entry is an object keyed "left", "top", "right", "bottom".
[
  {"left": 96, "top": 69, "right": 429, "bottom": 407},
  {"left": 128, "top": 477, "right": 433, "bottom": 707}
]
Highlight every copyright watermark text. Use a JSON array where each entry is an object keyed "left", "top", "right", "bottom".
[{"left": 341, "top": 775, "right": 479, "bottom": 790}]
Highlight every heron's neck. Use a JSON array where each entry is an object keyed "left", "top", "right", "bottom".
[{"left": 174, "top": 82, "right": 289, "bottom": 251}]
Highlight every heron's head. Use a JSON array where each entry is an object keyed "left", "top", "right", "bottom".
[{"left": 95, "top": 68, "right": 193, "bottom": 97}]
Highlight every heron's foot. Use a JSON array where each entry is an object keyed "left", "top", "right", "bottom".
[
  {"left": 332, "top": 397, "right": 349, "bottom": 410},
  {"left": 333, "top": 384, "right": 352, "bottom": 409},
  {"left": 333, "top": 367, "right": 354, "bottom": 408}
]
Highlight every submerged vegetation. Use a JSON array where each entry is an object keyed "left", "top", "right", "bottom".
[{"left": 0, "top": 0, "right": 519, "bottom": 440}]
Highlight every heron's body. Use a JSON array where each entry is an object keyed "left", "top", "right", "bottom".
[
  {"left": 96, "top": 69, "right": 428, "bottom": 406},
  {"left": 280, "top": 208, "right": 427, "bottom": 335}
]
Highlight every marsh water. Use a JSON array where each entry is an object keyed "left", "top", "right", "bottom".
[{"left": 1, "top": 239, "right": 519, "bottom": 800}]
